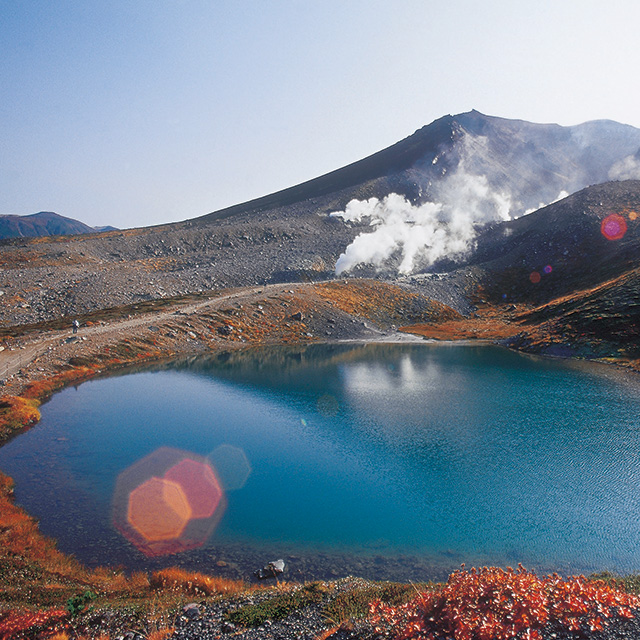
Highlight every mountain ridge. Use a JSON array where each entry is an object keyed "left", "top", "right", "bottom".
[
  {"left": 0, "top": 211, "right": 117, "bottom": 239},
  {"left": 192, "top": 109, "right": 640, "bottom": 227},
  {"left": 1, "top": 112, "right": 640, "bottom": 330}
]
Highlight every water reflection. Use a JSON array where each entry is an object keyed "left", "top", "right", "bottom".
[{"left": 2, "top": 343, "right": 640, "bottom": 579}]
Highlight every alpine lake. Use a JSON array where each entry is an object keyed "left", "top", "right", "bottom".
[{"left": 2, "top": 342, "right": 640, "bottom": 583}]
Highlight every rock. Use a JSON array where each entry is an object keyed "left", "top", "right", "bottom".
[
  {"left": 291, "top": 311, "right": 304, "bottom": 321},
  {"left": 181, "top": 602, "right": 201, "bottom": 620},
  {"left": 217, "top": 325, "right": 233, "bottom": 336},
  {"left": 254, "top": 558, "right": 285, "bottom": 579},
  {"left": 117, "top": 633, "right": 145, "bottom": 640}
]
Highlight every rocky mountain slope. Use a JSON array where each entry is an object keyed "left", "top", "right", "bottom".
[
  {"left": 470, "top": 180, "right": 640, "bottom": 302},
  {"left": 1, "top": 112, "right": 640, "bottom": 330},
  {"left": 196, "top": 110, "right": 640, "bottom": 223}
]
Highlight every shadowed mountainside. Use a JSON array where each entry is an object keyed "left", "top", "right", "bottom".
[
  {"left": 470, "top": 180, "right": 640, "bottom": 303},
  {"left": 0, "top": 211, "right": 116, "bottom": 239}
]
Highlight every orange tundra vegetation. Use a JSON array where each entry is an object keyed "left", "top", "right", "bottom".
[
  {"left": 149, "top": 567, "right": 247, "bottom": 596},
  {"left": 315, "top": 280, "right": 460, "bottom": 326},
  {"left": 399, "top": 298, "right": 525, "bottom": 342},
  {"left": 0, "top": 468, "right": 246, "bottom": 637},
  {"left": 0, "top": 395, "right": 40, "bottom": 443}
]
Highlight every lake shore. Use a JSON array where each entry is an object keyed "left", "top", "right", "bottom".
[{"left": 2, "top": 279, "right": 640, "bottom": 638}]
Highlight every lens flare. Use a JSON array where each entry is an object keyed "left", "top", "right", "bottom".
[
  {"left": 208, "top": 444, "right": 252, "bottom": 491},
  {"left": 543, "top": 265, "right": 553, "bottom": 274},
  {"left": 600, "top": 213, "right": 627, "bottom": 241},
  {"left": 317, "top": 394, "right": 339, "bottom": 417},
  {"left": 164, "top": 458, "right": 223, "bottom": 518},
  {"left": 629, "top": 211, "right": 638, "bottom": 221},
  {"left": 128, "top": 477, "right": 191, "bottom": 542},
  {"left": 529, "top": 271, "right": 541, "bottom": 284},
  {"left": 113, "top": 447, "right": 226, "bottom": 557}
]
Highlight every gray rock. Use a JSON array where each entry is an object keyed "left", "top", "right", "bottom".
[{"left": 254, "top": 558, "right": 285, "bottom": 579}]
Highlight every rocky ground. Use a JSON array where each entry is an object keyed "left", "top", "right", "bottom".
[{"left": 3, "top": 182, "right": 640, "bottom": 639}]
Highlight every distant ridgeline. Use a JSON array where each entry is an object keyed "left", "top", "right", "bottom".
[{"left": 0, "top": 211, "right": 116, "bottom": 239}]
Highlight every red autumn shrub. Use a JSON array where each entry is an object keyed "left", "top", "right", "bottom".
[
  {"left": 368, "top": 565, "right": 640, "bottom": 640},
  {"left": 0, "top": 607, "right": 68, "bottom": 639}
]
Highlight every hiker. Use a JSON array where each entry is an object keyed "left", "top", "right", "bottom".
[{"left": 72, "top": 319, "right": 80, "bottom": 334}]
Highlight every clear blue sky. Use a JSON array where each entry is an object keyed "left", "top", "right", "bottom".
[{"left": 2, "top": 0, "right": 640, "bottom": 229}]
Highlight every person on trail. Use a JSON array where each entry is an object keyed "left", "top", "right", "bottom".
[{"left": 72, "top": 319, "right": 80, "bottom": 334}]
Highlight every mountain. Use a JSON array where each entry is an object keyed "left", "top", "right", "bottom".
[
  {"left": 470, "top": 179, "right": 640, "bottom": 300},
  {"left": 1, "top": 112, "right": 640, "bottom": 327},
  {"left": 0, "top": 211, "right": 116, "bottom": 239},
  {"left": 188, "top": 109, "right": 640, "bottom": 278},
  {"left": 195, "top": 109, "right": 640, "bottom": 224}
]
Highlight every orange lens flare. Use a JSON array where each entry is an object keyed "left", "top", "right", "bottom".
[
  {"left": 529, "top": 271, "right": 541, "bottom": 284},
  {"left": 164, "top": 458, "right": 223, "bottom": 519},
  {"left": 112, "top": 447, "right": 226, "bottom": 557},
  {"left": 127, "top": 477, "right": 191, "bottom": 542},
  {"left": 600, "top": 213, "right": 627, "bottom": 240}
]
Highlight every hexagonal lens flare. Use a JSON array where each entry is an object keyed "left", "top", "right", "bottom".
[
  {"left": 128, "top": 477, "right": 191, "bottom": 542},
  {"left": 112, "top": 447, "right": 226, "bottom": 557},
  {"left": 164, "top": 457, "right": 223, "bottom": 518},
  {"left": 208, "top": 444, "right": 252, "bottom": 491}
]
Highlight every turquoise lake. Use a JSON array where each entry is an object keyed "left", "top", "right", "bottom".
[{"left": 1, "top": 342, "right": 640, "bottom": 582}]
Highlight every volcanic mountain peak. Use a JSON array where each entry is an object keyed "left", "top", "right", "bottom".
[
  {"left": 195, "top": 110, "right": 640, "bottom": 228},
  {"left": 2, "top": 113, "right": 640, "bottom": 327}
]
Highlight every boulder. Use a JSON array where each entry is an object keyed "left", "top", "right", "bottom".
[{"left": 254, "top": 559, "right": 285, "bottom": 579}]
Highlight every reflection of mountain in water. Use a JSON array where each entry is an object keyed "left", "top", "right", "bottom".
[{"left": 131, "top": 342, "right": 454, "bottom": 393}]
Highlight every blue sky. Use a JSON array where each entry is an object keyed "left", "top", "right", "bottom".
[{"left": 2, "top": 0, "right": 640, "bottom": 229}]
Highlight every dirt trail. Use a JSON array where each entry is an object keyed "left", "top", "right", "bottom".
[
  {"left": 0, "top": 278, "right": 457, "bottom": 400},
  {"left": 0, "top": 284, "right": 291, "bottom": 394}
]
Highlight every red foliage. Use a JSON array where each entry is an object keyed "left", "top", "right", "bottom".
[
  {"left": 0, "top": 607, "right": 68, "bottom": 639},
  {"left": 368, "top": 565, "right": 640, "bottom": 640}
]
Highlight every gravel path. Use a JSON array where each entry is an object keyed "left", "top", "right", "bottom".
[{"left": 0, "top": 284, "right": 301, "bottom": 395}]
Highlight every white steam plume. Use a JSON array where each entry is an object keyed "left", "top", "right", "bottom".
[
  {"left": 523, "top": 190, "right": 569, "bottom": 215},
  {"left": 331, "top": 167, "right": 512, "bottom": 275},
  {"left": 609, "top": 154, "right": 640, "bottom": 181}
]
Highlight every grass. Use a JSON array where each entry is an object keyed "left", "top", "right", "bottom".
[
  {"left": 149, "top": 567, "right": 247, "bottom": 597},
  {"left": 224, "top": 582, "right": 330, "bottom": 627},
  {"left": 221, "top": 579, "right": 437, "bottom": 629},
  {"left": 0, "top": 395, "right": 40, "bottom": 444}
]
